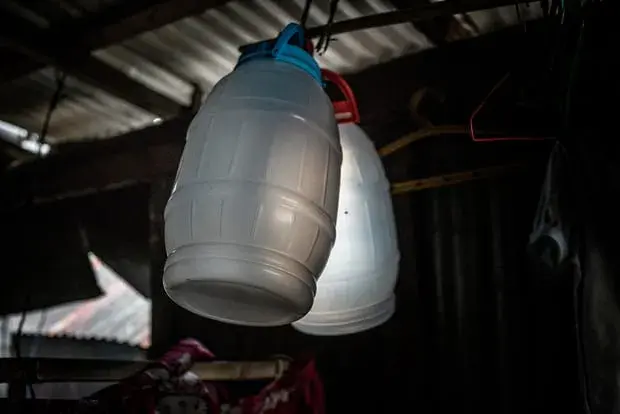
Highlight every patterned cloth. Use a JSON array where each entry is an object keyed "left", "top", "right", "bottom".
[{"left": 78, "top": 339, "right": 323, "bottom": 414}]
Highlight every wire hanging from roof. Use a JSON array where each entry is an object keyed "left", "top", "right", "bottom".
[
  {"left": 37, "top": 69, "right": 66, "bottom": 154},
  {"left": 13, "top": 302, "right": 37, "bottom": 401},
  {"left": 316, "top": 0, "right": 340, "bottom": 55},
  {"left": 300, "top": 0, "right": 313, "bottom": 28}
]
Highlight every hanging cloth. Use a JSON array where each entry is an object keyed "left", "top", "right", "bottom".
[{"left": 231, "top": 358, "right": 324, "bottom": 414}]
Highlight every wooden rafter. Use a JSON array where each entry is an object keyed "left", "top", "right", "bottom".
[
  {"left": 0, "top": 357, "right": 290, "bottom": 383},
  {"left": 79, "top": 0, "right": 233, "bottom": 50},
  {"left": 0, "top": 14, "right": 185, "bottom": 117},
  {"left": 0, "top": 0, "right": 232, "bottom": 85}
]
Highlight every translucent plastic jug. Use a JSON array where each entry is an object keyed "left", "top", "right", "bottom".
[
  {"left": 163, "top": 24, "right": 341, "bottom": 327},
  {"left": 293, "top": 71, "right": 400, "bottom": 335}
]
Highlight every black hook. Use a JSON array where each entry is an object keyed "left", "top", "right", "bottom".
[
  {"left": 316, "top": 0, "right": 340, "bottom": 55},
  {"left": 300, "top": 0, "right": 313, "bottom": 28}
]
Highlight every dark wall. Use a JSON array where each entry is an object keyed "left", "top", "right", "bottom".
[
  {"left": 0, "top": 18, "right": 583, "bottom": 413},
  {"left": 2, "top": 200, "right": 101, "bottom": 315},
  {"left": 0, "top": 184, "right": 151, "bottom": 315},
  {"left": 82, "top": 185, "right": 151, "bottom": 297}
]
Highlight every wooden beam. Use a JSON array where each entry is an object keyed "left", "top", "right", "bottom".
[
  {"left": 80, "top": 0, "right": 233, "bottom": 50},
  {"left": 0, "top": 14, "right": 186, "bottom": 117},
  {"left": 0, "top": 0, "right": 232, "bottom": 84},
  {"left": 0, "top": 357, "right": 290, "bottom": 383},
  {"left": 0, "top": 0, "right": 77, "bottom": 28},
  {"left": 0, "top": 1, "right": 50, "bottom": 28},
  {"left": 0, "top": 114, "right": 192, "bottom": 211}
]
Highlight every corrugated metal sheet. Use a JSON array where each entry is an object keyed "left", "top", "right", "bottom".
[
  {"left": 0, "top": 0, "right": 541, "bottom": 143},
  {"left": 0, "top": 253, "right": 150, "bottom": 356},
  {"left": 14, "top": 333, "right": 147, "bottom": 360},
  {"left": 409, "top": 179, "right": 530, "bottom": 412},
  {"left": 401, "top": 170, "right": 563, "bottom": 413},
  {"left": 0, "top": 68, "right": 154, "bottom": 142},
  {"left": 96, "top": 0, "right": 432, "bottom": 95}
]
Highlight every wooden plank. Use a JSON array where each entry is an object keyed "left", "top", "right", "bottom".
[
  {"left": 0, "top": 357, "right": 290, "bottom": 383},
  {"left": 0, "top": 14, "right": 185, "bottom": 117},
  {"left": 0, "top": 0, "right": 232, "bottom": 84},
  {"left": 378, "top": 125, "right": 469, "bottom": 157}
]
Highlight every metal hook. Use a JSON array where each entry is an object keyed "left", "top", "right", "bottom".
[{"left": 316, "top": 0, "right": 340, "bottom": 55}]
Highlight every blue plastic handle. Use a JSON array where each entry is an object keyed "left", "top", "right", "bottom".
[
  {"left": 236, "top": 23, "right": 321, "bottom": 84},
  {"left": 272, "top": 23, "right": 306, "bottom": 58}
]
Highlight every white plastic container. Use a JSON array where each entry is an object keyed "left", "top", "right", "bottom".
[
  {"left": 163, "top": 24, "right": 341, "bottom": 327},
  {"left": 293, "top": 77, "right": 400, "bottom": 335}
]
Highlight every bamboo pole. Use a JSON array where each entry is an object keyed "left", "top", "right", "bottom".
[{"left": 391, "top": 164, "right": 526, "bottom": 195}]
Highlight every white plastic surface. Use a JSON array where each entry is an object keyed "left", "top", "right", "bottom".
[
  {"left": 293, "top": 123, "right": 400, "bottom": 336},
  {"left": 163, "top": 59, "right": 341, "bottom": 326}
]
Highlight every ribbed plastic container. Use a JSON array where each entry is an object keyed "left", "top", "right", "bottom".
[
  {"left": 163, "top": 24, "right": 341, "bottom": 327},
  {"left": 293, "top": 122, "right": 400, "bottom": 336}
]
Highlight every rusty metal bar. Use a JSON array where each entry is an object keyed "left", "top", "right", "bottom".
[
  {"left": 238, "top": 0, "right": 540, "bottom": 51},
  {"left": 306, "top": 0, "right": 538, "bottom": 38}
]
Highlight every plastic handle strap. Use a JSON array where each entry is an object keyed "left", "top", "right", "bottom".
[
  {"left": 272, "top": 23, "right": 306, "bottom": 58},
  {"left": 321, "top": 69, "right": 360, "bottom": 124}
]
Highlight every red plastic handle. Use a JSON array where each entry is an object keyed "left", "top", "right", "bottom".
[{"left": 321, "top": 69, "right": 360, "bottom": 124}]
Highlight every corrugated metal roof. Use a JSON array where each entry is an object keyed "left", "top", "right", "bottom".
[
  {"left": 0, "top": 68, "right": 154, "bottom": 142},
  {"left": 0, "top": 0, "right": 126, "bottom": 28},
  {"left": 400, "top": 170, "right": 547, "bottom": 413},
  {"left": 0, "top": 0, "right": 542, "bottom": 143},
  {"left": 0, "top": 253, "right": 150, "bottom": 356}
]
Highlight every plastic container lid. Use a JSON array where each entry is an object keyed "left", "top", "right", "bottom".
[{"left": 236, "top": 23, "right": 322, "bottom": 84}]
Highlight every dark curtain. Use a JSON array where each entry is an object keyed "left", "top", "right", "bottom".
[{"left": 564, "top": 2, "right": 620, "bottom": 413}]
